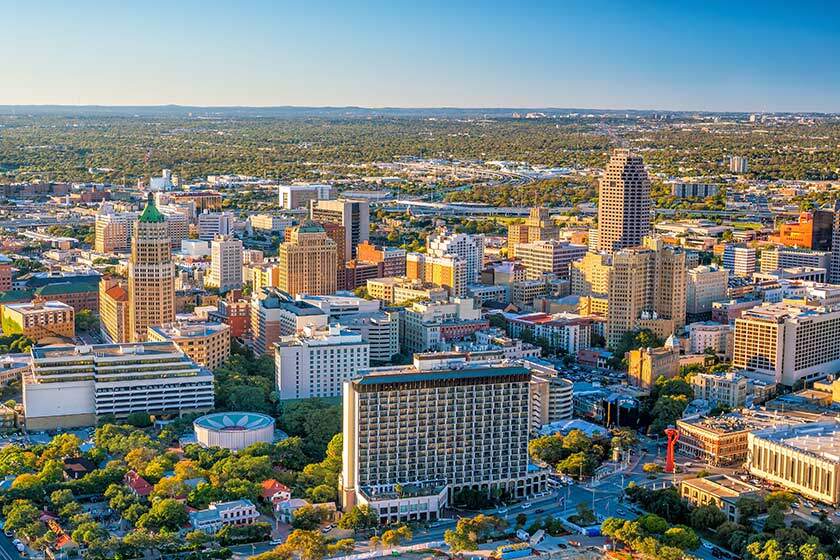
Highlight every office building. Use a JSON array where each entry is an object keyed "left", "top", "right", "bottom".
[
  {"left": 406, "top": 253, "right": 468, "bottom": 298},
  {"left": 356, "top": 241, "right": 407, "bottom": 278},
  {"left": 275, "top": 325, "right": 369, "bottom": 399},
  {"left": 688, "top": 321, "right": 732, "bottom": 357},
  {"left": 733, "top": 303, "right": 840, "bottom": 386},
  {"left": 691, "top": 371, "right": 748, "bottom": 408},
  {"left": 197, "top": 211, "right": 235, "bottom": 241},
  {"left": 250, "top": 289, "right": 328, "bottom": 356},
  {"left": 295, "top": 293, "right": 381, "bottom": 319},
  {"left": 208, "top": 294, "right": 250, "bottom": 338},
  {"left": 341, "top": 311, "right": 400, "bottom": 365},
  {"left": 748, "top": 421, "right": 840, "bottom": 505},
  {"left": 722, "top": 244, "right": 757, "bottom": 278},
  {"left": 687, "top": 265, "right": 728, "bottom": 315},
  {"left": 148, "top": 321, "right": 231, "bottom": 371},
  {"left": 99, "top": 278, "right": 130, "bottom": 343},
  {"left": 778, "top": 210, "right": 834, "bottom": 251},
  {"left": 729, "top": 156, "right": 749, "bottom": 174},
  {"left": 597, "top": 149, "right": 651, "bottom": 253},
  {"left": 158, "top": 205, "right": 190, "bottom": 249},
  {"left": 278, "top": 184, "right": 332, "bottom": 210},
  {"left": 0, "top": 256, "right": 11, "bottom": 292},
  {"left": 2, "top": 299, "right": 75, "bottom": 341},
  {"left": 309, "top": 199, "right": 369, "bottom": 258},
  {"left": 207, "top": 235, "right": 244, "bottom": 292},
  {"left": 128, "top": 195, "right": 176, "bottom": 342},
  {"left": 679, "top": 476, "right": 760, "bottom": 523},
  {"left": 516, "top": 240, "right": 587, "bottom": 280},
  {"left": 760, "top": 247, "right": 831, "bottom": 273},
  {"left": 23, "top": 342, "right": 213, "bottom": 430},
  {"left": 163, "top": 191, "right": 222, "bottom": 213},
  {"left": 427, "top": 232, "right": 485, "bottom": 283},
  {"left": 189, "top": 499, "right": 260, "bottom": 534},
  {"left": 831, "top": 209, "right": 840, "bottom": 284},
  {"left": 507, "top": 207, "right": 560, "bottom": 258},
  {"left": 339, "top": 363, "right": 547, "bottom": 523},
  {"left": 249, "top": 214, "right": 294, "bottom": 234},
  {"left": 671, "top": 183, "right": 719, "bottom": 198},
  {"left": 366, "top": 277, "right": 448, "bottom": 305},
  {"left": 506, "top": 312, "right": 593, "bottom": 355},
  {"left": 277, "top": 222, "right": 338, "bottom": 296}
]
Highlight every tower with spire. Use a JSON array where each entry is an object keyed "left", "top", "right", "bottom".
[{"left": 128, "top": 194, "right": 175, "bottom": 342}]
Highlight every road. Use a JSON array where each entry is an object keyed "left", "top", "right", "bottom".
[{"left": 0, "top": 533, "right": 22, "bottom": 560}]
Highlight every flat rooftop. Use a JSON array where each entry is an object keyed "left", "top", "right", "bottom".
[
  {"left": 356, "top": 365, "right": 530, "bottom": 387},
  {"left": 753, "top": 421, "right": 840, "bottom": 463},
  {"left": 32, "top": 341, "right": 182, "bottom": 360},
  {"left": 682, "top": 475, "right": 759, "bottom": 498}
]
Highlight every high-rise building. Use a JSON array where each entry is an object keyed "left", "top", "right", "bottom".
[
  {"left": 278, "top": 184, "right": 332, "bottom": 210},
  {"left": 207, "top": 235, "right": 244, "bottom": 292},
  {"left": 94, "top": 203, "right": 138, "bottom": 253},
  {"left": 23, "top": 341, "right": 214, "bottom": 430},
  {"left": 516, "top": 240, "right": 587, "bottom": 280},
  {"left": 405, "top": 253, "right": 468, "bottom": 298},
  {"left": 687, "top": 265, "right": 729, "bottom": 315},
  {"left": 158, "top": 205, "right": 190, "bottom": 249},
  {"left": 1, "top": 298, "right": 75, "bottom": 341},
  {"left": 309, "top": 199, "right": 370, "bottom": 259},
  {"left": 597, "top": 149, "right": 651, "bottom": 253},
  {"left": 148, "top": 321, "right": 231, "bottom": 371},
  {"left": 197, "top": 211, "right": 235, "bottom": 241},
  {"left": 626, "top": 340, "right": 681, "bottom": 390},
  {"left": 0, "top": 256, "right": 11, "bottom": 292},
  {"left": 128, "top": 195, "right": 176, "bottom": 342},
  {"left": 99, "top": 277, "right": 130, "bottom": 343},
  {"left": 275, "top": 325, "right": 369, "bottom": 400},
  {"left": 733, "top": 303, "right": 840, "bottom": 386},
  {"left": 249, "top": 289, "right": 328, "bottom": 356},
  {"left": 778, "top": 210, "right": 834, "bottom": 251},
  {"left": 729, "top": 156, "right": 749, "bottom": 174},
  {"left": 723, "top": 244, "right": 757, "bottom": 278},
  {"left": 356, "top": 241, "right": 407, "bottom": 277},
  {"left": 507, "top": 207, "right": 559, "bottom": 258},
  {"left": 319, "top": 222, "right": 347, "bottom": 290},
  {"left": 760, "top": 247, "right": 831, "bottom": 273},
  {"left": 832, "top": 210, "right": 840, "bottom": 285},
  {"left": 339, "top": 363, "right": 547, "bottom": 523},
  {"left": 427, "top": 232, "right": 485, "bottom": 283},
  {"left": 277, "top": 223, "right": 338, "bottom": 296}
]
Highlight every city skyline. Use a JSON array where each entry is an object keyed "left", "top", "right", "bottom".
[{"left": 3, "top": 0, "right": 839, "bottom": 112}]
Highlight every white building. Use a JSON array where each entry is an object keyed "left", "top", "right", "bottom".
[
  {"left": 275, "top": 324, "right": 369, "bottom": 399},
  {"left": 687, "top": 265, "right": 729, "bottom": 315},
  {"left": 198, "top": 211, "right": 235, "bottom": 241},
  {"left": 181, "top": 239, "right": 211, "bottom": 258},
  {"left": 295, "top": 293, "right": 381, "bottom": 319},
  {"left": 691, "top": 371, "right": 748, "bottom": 408},
  {"left": 189, "top": 499, "right": 260, "bottom": 534},
  {"left": 278, "top": 184, "right": 332, "bottom": 210},
  {"left": 760, "top": 248, "right": 831, "bottom": 274},
  {"left": 401, "top": 298, "right": 484, "bottom": 354},
  {"left": 688, "top": 321, "right": 733, "bottom": 358},
  {"left": 341, "top": 311, "right": 400, "bottom": 365},
  {"left": 723, "top": 245, "right": 756, "bottom": 278},
  {"left": 207, "top": 235, "right": 244, "bottom": 292},
  {"left": 427, "top": 232, "right": 485, "bottom": 283},
  {"left": 23, "top": 342, "right": 214, "bottom": 430}
]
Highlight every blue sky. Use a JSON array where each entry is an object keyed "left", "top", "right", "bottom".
[{"left": 2, "top": 0, "right": 838, "bottom": 111}]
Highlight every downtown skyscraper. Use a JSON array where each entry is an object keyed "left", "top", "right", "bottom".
[
  {"left": 597, "top": 148, "right": 651, "bottom": 254},
  {"left": 128, "top": 194, "right": 176, "bottom": 342}
]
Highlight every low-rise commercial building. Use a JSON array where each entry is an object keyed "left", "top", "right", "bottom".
[
  {"left": 189, "top": 499, "right": 260, "bottom": 534},
  {"left": 626, "top": 340, "right": 680, "bottom": 390},
  {"left": 679, "top": 475, "right": 760, "bottom": 522}
]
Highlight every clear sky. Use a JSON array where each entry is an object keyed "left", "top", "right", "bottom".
[{"left": 2, "top": 0, "right": 838, "bottom": 112}]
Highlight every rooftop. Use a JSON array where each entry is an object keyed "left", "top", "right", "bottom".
[
  {"left": 194, "top": 412, "right": 274, "bottom": 432},
  {"left": 32, "top": 341, "right": 184, "bottom": 361},
  {"left": 355, "top": 364, "right": 530, "bottom": 387},
  {"left": 752, "top": 420, "right": 840, "bottom": 463},
  {"left": 682, "top": 475, "right": 760, "bottom": 498}
]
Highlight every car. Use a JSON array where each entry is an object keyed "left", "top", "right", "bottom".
[
  {"left": 556, "top": 544, "right": 567, "bottom": 549},
  {"left": 270, "top": 539, "right": 283, "bottom": 545},
  {"left": 3, "top": 530, "right": 11, "bottom": 537},
  {"left": 521, "top": 503, "right": 532, "bottom": 509},
  {"left": 702, "top": 541, "right": 713, "bottom": 550},
  {"left": 13, "top": 539, "right": 22, "bottom": 545},
  {"left": 711, "top": 547, "right": 722, "bottom": 558},
  {"left": 791, "top": 502, "right": 799, "bottom": 509},
  {"left": 535, "top": 508, "right": 545, "bottom": 514},
  {"left": 15, "top": 544, "right": 24, "bottom": 553}
]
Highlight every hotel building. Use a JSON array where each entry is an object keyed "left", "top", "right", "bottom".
[
  {"left": 148, "top": 321, "right": 231, "bottom": 371},
  {"left": 277, "top": 223, "right": 338, "bottom": 296},
  {"left": 2, "top": 299, "right": 75, "bottom": 341}
]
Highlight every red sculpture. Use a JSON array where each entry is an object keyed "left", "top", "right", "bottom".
[{"left": 664, "top": 427, "right": 679, "bottom": 474}]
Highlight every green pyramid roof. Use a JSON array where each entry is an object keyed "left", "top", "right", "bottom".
[{"left": 139, "top": 193, "right": 165, "bottom": 223}]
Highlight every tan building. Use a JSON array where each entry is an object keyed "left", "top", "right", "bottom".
[
  {"left": 366, "top": 277, "right": 448, "bottom": 305},
  {"left": 207, "top": 235, "right": 244, "bottom": 292},
  {"left": 2, "top": 298, "right": 75, "bottom": 341},
  {"left": 277, "top": 222, "right": 338, "bottom": 296},
  {"left": 691, "top": 371, "right": 748, "bottom": 408},
  {"left": 597, "top": 149, "right": 651, "bottom": 253},
  {"left": 406, "top": 253, "right": 467, "bottom": 298},
  {"left": 128, "top": 195, "right": 176, "bottom": 342},
  {"left": 249, "top": 289, "right": 328, "bottom": 356},
  {"left": 748, "top": 421, "right": 840, "bottom": 505},
  {"left": 626, "top": 341, "right": 680, "bottom": 389},
  {"left": 679, "top": 475, "right": 761, "bottom": 522},
  {"left": 507, "top": 207, "right": 559, "bottom": 258},
  {"left": 278, "top": 184, "right": 332, "bottom": 210},
  {"left": 99, "top": 278, "right": 130, "bottom": 343},
  {"left": 516, "top": 240, "right": 587, "bottom": 280},
  {"left": 309, "top": 199, "right": 369, "bottom": 258},
  {"left": 687, "top": 265, "right": 728, "bottom": 315},
  {"left": 148, "top": 321, "right": 231, "bottom": 371},
  {"left": 94, "top": 203, "right": 138, "bottom": 253}
]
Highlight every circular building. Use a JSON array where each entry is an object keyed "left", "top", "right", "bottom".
[{"left": 193, "top": 412, "right": 275, "bottom": 451}]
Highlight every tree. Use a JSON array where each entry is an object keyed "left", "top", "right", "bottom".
[
  {"left": 284, "top": 530, "right": 327, "bottom": 560},
  {"left": 764, "top": 491, "right": 796, "bottom": 512},
  {"left": 515, "top": 513, "right": 527, "bottom": 527},
  {"left": 327, "top": 539, "right": 355, "bottom": 556},
  {"left": 736, "top": 494, "right": 765, "bottom": 521},
  {"left": 690, "top": 504, "right": 727, "bottom": 531},
  {"left": 573, "top": 502, "right": 596, "bottom": 526},
  {"left": 381, "top": 526, "right": 412, "bottom": 547},
  {"left": 528, "top": 434, "right": 565, "bottom": 466},
  {"left": 763, "top": 505, "right": 786, "bottom": 532},
  {"left": 291, "top": 504, "right": 331, "bottom": 530},
  {"left": 273, "top": 437, "right": 310, "bottom": 471},
  {"left": 643, "top": 462, "right": 663, "bottom": 474},
  {"left": 662, "top": 526, "right": 699, "bottom": 551},
  {"left": 338, "top": 505, "right": 378, "bottom": 532},
  {"left": 125, "top": 412, "right": 152, "bottom": 428},
  {"left": 136, "top": 498, "right": 188, "bottom": 532},
  {"left": 444, "top": 515, "right": 506, "bottom": 552}
]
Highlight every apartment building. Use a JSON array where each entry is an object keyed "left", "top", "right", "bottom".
[
  {"left": 406, "top": 253, "right": 468, "bottom": 298},
  {"left": 427, "top": 232, "right": 485, "bottom": 283},
  {"left": 23, "top": 342, "right": 213, "bottom": 429},
  {"left": 401, "top": 298, "right": 486, "bottom": 354},
  {"left": 275, "top": 325, "right": 369, "bottom": 399},
  {"left": 148, "top": 321, "right": 231, "bottom": 371},
  {"left": 733, "top": 303, "right": 840, "bottom": 386},
  {"left": 340, "top": 363, "right": 547, "bottom": 523},
  {"left": 691, "top": 371, "right": 748, "bottom": 408},
  {"left": 516, "top": 240, "right": 587, "bottom": 280},
  {"left": 2, "top": 299, "right": 75, "bottom": 341}
]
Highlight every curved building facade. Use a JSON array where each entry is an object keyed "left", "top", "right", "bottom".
[{"left": 193, "top": 412, "right": 275, "bottom": 450}]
